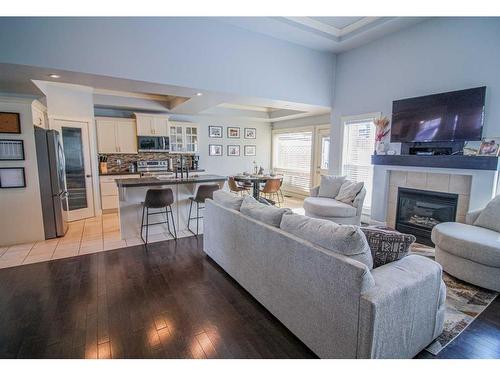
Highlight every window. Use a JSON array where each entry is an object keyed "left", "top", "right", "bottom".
[
  {"left": 341, "top": 115, "right": 377, "bottom": 212},
  {"left": 273, "top": 130, "right": 313, "bottom": 194}
]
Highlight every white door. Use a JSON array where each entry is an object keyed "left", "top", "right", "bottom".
[
  {"left": 136, "top": 115, "right": 155, "bottom": 136},
  {"left": 313, "top": 127, "right": 331, "bottom": 185},
  {"left": 54, "top": 119, "right": 95, "bottom": 221}
]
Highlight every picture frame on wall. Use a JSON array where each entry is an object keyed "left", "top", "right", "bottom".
[
  {"left": 0, "top": 112, "right": 21, "bottom": 134},
  {"left": 0, "top": 167, "right": 26, "bottom": 188},
  {"left": 244, "top": 145, "right": 256, "bottom": 156},
  {"left": 208, "top": 126, "right": 223, "bottom": 138},
  {"left": 244, "top": 128, "right": 256, "bottom": 139},
  {"left": 227, "top": 127, "right": 240, "bottom": 138},
  {"left": 0, "top": 139, "right": 25, "bottom": 160},
  {"left": 227, "top": 145, "right": 240, "bottom": 156},
  {"left": 209, "top": 144, "right": 223, "bottom": 156}
]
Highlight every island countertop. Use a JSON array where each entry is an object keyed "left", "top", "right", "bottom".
[{"left": 115, "top": 174, "right": 228, "bottom": 188}]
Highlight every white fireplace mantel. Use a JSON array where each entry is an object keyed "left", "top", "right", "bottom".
[{"left": 371, "top": 164, "right": 500, "bottom": 224}]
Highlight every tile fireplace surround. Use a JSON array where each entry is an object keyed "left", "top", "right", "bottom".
[
  {"left": 386, "top": 171, "right": 470, "bottom": 227},
  {"left": 371, "top": 165, "right": 499, "bottom": 225}
]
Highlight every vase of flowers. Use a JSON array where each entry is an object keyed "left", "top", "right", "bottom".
[{"left": 374, "top": 117, "right": 390, "bottom": 155}]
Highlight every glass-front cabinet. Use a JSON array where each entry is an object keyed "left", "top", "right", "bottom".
[{"left": 169, "top": 121, "right": 198, "bottom": 153}]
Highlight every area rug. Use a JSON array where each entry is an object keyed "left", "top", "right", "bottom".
[{"left": 410, "top": 244, "right": 499, "bottom": 355}]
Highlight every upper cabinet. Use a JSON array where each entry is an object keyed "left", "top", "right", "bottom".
[
  {"left": 135, "top": 113, "right": 169, "bottom": 136},
  {"left": 169, "top": 121, "right": 198, "bottom": 153},
  {"left": 96, "top": 118, "right": 138, "bottom": 154}
]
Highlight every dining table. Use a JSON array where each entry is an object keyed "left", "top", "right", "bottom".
[{"left": 233, "top": 174, "right": 283, "bottom": 203}]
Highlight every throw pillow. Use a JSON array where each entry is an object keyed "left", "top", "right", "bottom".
[
  {"left": 360, "top": 227, "right": 415, "bottom": 268},
  {"left": 240, "top": 195, "right": 292, "bottom": 228},
  {"left": 280, "top": 213, "right": 373, "bottom": 269},
  {"left": 335, "top": 180, "right": 364, "bottom": 204},
  {"left": 212, "top": 190, "right": 244, "bottom": 211},
  {"left": 474, "top": 194, "right": 500, "bottom": 233},
  {"left": 318, "top": 175, "right": 346, "bottom": 198}
]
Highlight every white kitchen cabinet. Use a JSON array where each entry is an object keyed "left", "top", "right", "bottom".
[
  {"left": 100, "top": 174, "right": 139, "bottom": 211},
  {"left": 169, "top": 121, "right": 198, "bottom": 153},
  {"left": 135, "top": 113, "right": 168, "bottom": 136},
  {"left": 96, "top": 118, "right": 137, "bottom": 154}
]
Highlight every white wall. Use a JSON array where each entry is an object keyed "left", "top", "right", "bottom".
[
  {"left": 272, "top": 113, "right": 330, "bottom": 130},
  {"left": 330, "top": 17, "right": 500, "bottom": 174},
  {"left": 0, "top": 97, "right": 45, "bottom": 246},
  {"left": 169, "top": 115, "right": 271, "bottom": 176},
  {"left": 0, "top": 17, "right": 334, "bottom": 107}
]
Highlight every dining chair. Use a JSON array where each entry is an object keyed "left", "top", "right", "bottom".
[
  {"left": 228, "top": 177, "right": 250, "bottom": 196},
  {"left": 260, "top": 178, "right": 283, "bottom": 206}
]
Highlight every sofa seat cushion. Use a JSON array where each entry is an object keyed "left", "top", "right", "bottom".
[
  {"left": 240, "top": 195, "right": 292, "bottom": 227},
  {"left": 304, "top": 197, "right": 357, "bottom": 218},
  {"left": 432, "top": 222, "right": 500, "bottom": 267},
  {"left": 280, "top": 213, "right": 373, "bottom": 269}
]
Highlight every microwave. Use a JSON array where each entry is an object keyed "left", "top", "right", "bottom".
[{"left": 138, "top": 136, "right": 170, "bottom": 152}]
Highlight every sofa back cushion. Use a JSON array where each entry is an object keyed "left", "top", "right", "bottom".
[
  {"left": 318, "top": 175, "right": 346, "bottom": 198},
  {"left": 240, "top": 195, "right": 292, "bottom": 227},
  {"left": 280, "top": 213, "right": 373, "bottom": 269},
  {"left": 212, "top": 190, "right": 244, "bottom": 211},
  {"left": 474, "top": 194, "right": 500, "bottom": 233},
  {"left": 336, "top": 180, "right": 364, "bottom": 205}
]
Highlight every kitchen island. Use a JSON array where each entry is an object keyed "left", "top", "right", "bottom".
[{"left": 115, "top": 174, "right": 227, "bottom": 241}]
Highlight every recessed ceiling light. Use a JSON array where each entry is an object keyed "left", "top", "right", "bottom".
[
  {"left": 48, "top": 74, "right": 61, "bottom": 79},
  {"left": 195, "top": 92, "right": 203, "bottom": 96}
]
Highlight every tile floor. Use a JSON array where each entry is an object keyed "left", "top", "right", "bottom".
[{"left": 0, "top": 195, "right": 306, "bottom": 270}]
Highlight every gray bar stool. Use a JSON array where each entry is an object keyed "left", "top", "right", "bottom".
[
  {"left": 187, "top": 184, "right": 220, "bottom": 236},
  {"left": 141, "top": 188, "right": 177, "bottom": 244}
]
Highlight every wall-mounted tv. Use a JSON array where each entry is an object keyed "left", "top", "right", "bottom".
[{"left": 390, "top": 87, "right": 486, "bottom": 143}]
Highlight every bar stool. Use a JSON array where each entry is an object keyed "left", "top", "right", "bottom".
[
  {"left": 141, "top": 188, "right": 177, "bottom": 244},
  {"left": 187, "top": 184, "right": 220, "bottom": 236}
]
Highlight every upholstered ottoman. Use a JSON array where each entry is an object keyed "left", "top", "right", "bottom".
[{"left": 431, "top": 221, "right": 500, "bottom": 292}]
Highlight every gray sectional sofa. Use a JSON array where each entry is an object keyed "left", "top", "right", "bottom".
[{"left": 203, "top": 195, "right": 446, "bottom": 358}]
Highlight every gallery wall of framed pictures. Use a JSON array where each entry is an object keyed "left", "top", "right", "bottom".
[
  {"left": 208, "top": 125, "right": 257, "bottom": 157},
  {"left": 0, "top": 111, "right": 26, "bottom": 188}
]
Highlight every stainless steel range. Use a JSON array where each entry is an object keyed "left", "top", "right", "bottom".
[{"left": 137, "top": 160, "right": 174, "bottom": 178}]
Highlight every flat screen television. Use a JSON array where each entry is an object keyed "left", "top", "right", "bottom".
[{"left": 390, "top": 87, "right": 486, "bottom": 143}]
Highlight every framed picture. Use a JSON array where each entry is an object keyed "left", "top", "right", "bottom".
[
  {"left": 208, "top": 126, "right": 222, "bottom": 138},
  {"left": 227, "top": 145, "right": 240, "bottom": 156},
  {"left": 244, "top": 145, "right": 256, "bottom": 156},
  {"left": 478, "top": 138, "right": 500, "bottom": 156},
  {"left": 0, "top": 139, "right": 25, "bottom": 160},
  {"left": 0, "top": 112, "right": 21, "bottom": 134},
  {"left": 209, "top": 144, "right": 223, "bottom": 156},
  {"left": 244, "top": 128, "right": 256, "bottom": 139},
  {"left": 227, "top": 127, "right": 240, "bottom": 138},
  {"left": 0, "top": 167, "right": 26, "bottom": 188}
]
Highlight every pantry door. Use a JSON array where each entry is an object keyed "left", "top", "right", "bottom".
[{"left": 53, "top": 119, "right": 95, "bottom": 221}]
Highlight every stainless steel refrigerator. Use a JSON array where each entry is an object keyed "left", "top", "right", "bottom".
[{"left": 35, "top": 127, "right": 69, "bottom": 238}]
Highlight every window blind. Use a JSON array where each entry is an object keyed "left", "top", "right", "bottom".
[
  {"left": 342, "top": 119, "right": 376, "bottom": 210},
  {"left": 273, "top": 131, "right": 312, "bottom": 194}
]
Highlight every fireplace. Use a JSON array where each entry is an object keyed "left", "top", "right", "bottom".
[{"left": 396, "top": 187, "right": 458, "bottom": 246}]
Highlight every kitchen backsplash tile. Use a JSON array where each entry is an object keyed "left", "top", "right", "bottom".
[{"left": 99, "top": 153, "right": 196, "bottom": 173}]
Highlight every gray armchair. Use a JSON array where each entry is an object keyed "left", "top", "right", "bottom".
[
  {"left": 432, "top": 207, "right": 500, "bottom": 292},
  {"left": 304, "top": 184, "right": 366, "bottom": 225}
]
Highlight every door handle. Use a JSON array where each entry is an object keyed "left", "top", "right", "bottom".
[{"left": 86, "top": 174, "right": 92, "bottom": 178}]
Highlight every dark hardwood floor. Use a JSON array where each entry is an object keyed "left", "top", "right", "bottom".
[{"left": 0, "top": 236, "right": 498, "bottom": 359}]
